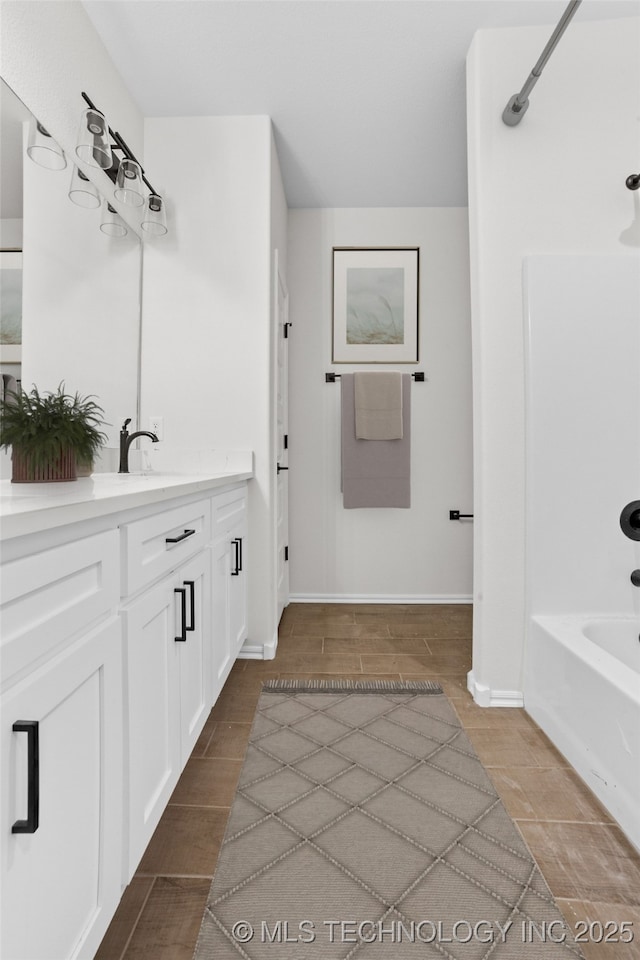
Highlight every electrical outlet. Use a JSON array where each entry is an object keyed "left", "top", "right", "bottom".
[{"left": 149, "top": 416, "right": 164, "bottom": 441}]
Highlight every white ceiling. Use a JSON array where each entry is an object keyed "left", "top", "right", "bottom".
[
  {"left": 81, "top": 0, "right": 640, "bottom": 207},
  {"left": 23, "top": 1, "right": 640, "bottom": 209}
]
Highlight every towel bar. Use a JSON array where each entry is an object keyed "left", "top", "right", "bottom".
[{"left": 325, "top": 372, "right": 425, "bottom": 383}]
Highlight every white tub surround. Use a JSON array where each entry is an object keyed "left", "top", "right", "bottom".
[
  {"left": 527, "top": 616, "right": 640, "bottom": 853},
  {"left": 1, "top": 469, "right": 250, "bottom": 959},
  {"left": 524, "top": 254, "right": 640, "bottom": 852},
  {"left": 583, "top": 619, "right": 640, "bottom": 672},
  {"left": 466, "top": 16, "right": 640, "bottom": 707}
]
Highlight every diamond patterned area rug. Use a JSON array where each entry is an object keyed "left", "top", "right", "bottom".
[{"left": 194, "top": 680, "right": 584, "bottom": 959}]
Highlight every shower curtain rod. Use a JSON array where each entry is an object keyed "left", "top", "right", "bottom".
[{"left": 502, "top": 0, "right": 582, "bottom": 126}]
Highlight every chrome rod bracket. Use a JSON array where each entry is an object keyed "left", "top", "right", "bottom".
[{"left": 501, "top": 0, "right": 582, "bottom": 126}]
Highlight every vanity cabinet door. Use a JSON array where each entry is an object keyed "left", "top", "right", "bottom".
[
  {"left": 122, "top": 551, "right": 211, "bottom": 878},
  {"left": 228, "top": 513, "right": 248, "bottom": 658},
  {"left": 211, "top": 485, "right": 248, "bottom": 698},
  {"left": 211, "top": 536, "right": 234, "bottom": 699},
  {"left": 123, "top": 576, "right": 181, "bottom": 878},
  {"left": 176, "top": 550, "right": 211, "bottom": 762},
  {"left": 211, "top": 510, "right": 248, "bottom": 700},
  {"left": 0, "top": 618, "right": 123, "bottom": 960}
]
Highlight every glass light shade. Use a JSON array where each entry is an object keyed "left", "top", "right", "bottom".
[
  {"left": 68, "top": 165, "right": 100, "bottom": 209},
  {"left": 75, "top": 107, "right": 112, "bottom": 169},
  {"left": 141, "top": 194, "right": 168, "bottom": 236},
  {"left": 26, "top": 118, "right": 67, "bottom": 170},
  {"left": 114, "top": 157, "right": 144, "bottom": 206},
  {"left": 99, "top": 201, "right": 128, "bottom": 238}
]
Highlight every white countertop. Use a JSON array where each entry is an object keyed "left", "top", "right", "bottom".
[{"left": 0, "top": 470, "right": 253, "bottom": 541}]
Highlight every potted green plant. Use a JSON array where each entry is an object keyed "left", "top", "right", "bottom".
[{"left": 0, "top": 383, "right": 108, "bottom": 483}]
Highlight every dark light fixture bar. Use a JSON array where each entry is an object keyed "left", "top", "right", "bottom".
[
  {"left": 325, "top": 372, "right": 425, "bottom": 382},
  {"left": 80, "top": 91, "right": 159, "bottom": 198}
]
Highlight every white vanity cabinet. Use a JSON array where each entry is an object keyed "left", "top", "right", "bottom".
[
  {"left": 121, "top": 498, "right": 213, "bottom": 877},
  {"left": 211, "top": 485, "right": 248, "bottom": 700},
  {"left": 0, "top": 533, "right": 123, "bottom": 960},
  {"left": 0, "top": 472, "right": 251, "bottom": 958}
]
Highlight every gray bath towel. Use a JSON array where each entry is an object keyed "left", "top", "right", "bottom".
[
  {"left": 341, "top": 373, "right": 411, "bottom": 508},
  {"left": 354, "top": 371, "right": 403, "bottom": 440}
]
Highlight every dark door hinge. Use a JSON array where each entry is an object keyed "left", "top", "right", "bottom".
[
  {"left": 284, "top": 546, "right": 289, "bottom": 561},
  {"left": 284, "top": 322, "right": 291, "bottom": 338},
  {"left": 284, "top": 434, "right": 288, "bottom": 449}
]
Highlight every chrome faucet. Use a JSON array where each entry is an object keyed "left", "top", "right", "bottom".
[{"left": 118, "top": 418, "right": 159, "bottom": 473}]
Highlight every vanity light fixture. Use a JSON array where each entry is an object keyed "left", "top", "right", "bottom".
[
  {"left": 26, "top": 92, "right": 168, "bottom": 237},
  {"left": 99, "top": 200, "right": 128, "bottom": 238},
  {"left": 77, "top": 92, "right": 168, "bottom": 235},
  {"left": 68, "top": 165, "right": 101, "bottom": 209},
  {"left": 141, "top": 194, "right": 168, "bottom": 236},
  {"left": 75, "top": 105, "right": 112, "bottom": 169},
  {"left": 26, "top": 118, "right": 67, "bottom": 170},
  {"left": 114, "top": 157, "right": 144, "bottom": 207}
]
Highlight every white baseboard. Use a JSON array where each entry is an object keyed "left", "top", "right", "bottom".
[
  {"left": 467, "top": 670, "right": 524, "bottom": 708},
  {"left": 238, "top": 632, "right": 278, "bottom": 661},
  {"left": 289, "top": 593, "right": 473, "bottom": 604}
]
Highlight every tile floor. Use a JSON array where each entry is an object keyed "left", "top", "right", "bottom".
[{"left": 96, "top": 604, "right": 640, "bottom": 960}]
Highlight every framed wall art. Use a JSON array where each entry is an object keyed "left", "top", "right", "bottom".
[{"left": 332, "top": 247, "right": 419, "bottom": 363}]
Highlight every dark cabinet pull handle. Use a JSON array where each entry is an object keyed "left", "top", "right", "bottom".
[
  {"left": 12, "top": 720, "right": 39, "bottom": 834},
  {"left": 174, "top": 587, "right": 187, "bottom": 641},
  {"left": 165, "top": 528, "right": 196, "bottom": 544},
  {"left": 184, "top": 580, "right": 195, "bottom": 631},
  {"left": 231, "top": 538, "right": 241, "bottom": 576}
]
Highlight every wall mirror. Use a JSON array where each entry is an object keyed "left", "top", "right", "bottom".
[
  {"left": 0, "top": 77, "right": 142, "bottom": 462},
  {"left": 0, "top": 79, "right": 28, "bottom": 381}
]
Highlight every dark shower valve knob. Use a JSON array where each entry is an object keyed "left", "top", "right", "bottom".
[{"left": 620, "top": 501, "right": 640, "bottom": 541}]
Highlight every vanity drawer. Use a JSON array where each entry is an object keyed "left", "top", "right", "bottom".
[
  {"left": 212, "top": 484, "right": 247, "bottom": 536},
  {"left": 1, "top": 530, "right": 120, "bottom": 686},
  {"left": 121, "top": 497, "right": 211, "bottom": 596}
]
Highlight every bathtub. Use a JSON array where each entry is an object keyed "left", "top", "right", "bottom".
[{"left": 524, "top": 615, "right": 640, "bottom": 853}]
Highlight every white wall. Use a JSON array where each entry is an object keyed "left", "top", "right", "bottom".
[
  {"left": 20, "top": 136, "right": 140, "bottom": 449},
  {"left": 525, "top": 255, "right": 640, "bottom": 618},
  {"left": 466, "top": 16, "right": 640, "bottom": 704},
  {"left": 270, "top": 131, "right": 289, "bottom": 621},
  {"left": 287, "top": 208, "right": 473, "bottom": 601},
  {"left": 141, "top": 115, "right": 287, "bottom": 653}
]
